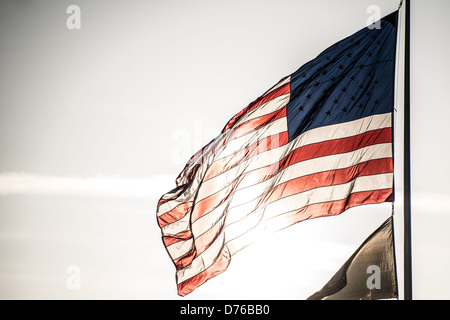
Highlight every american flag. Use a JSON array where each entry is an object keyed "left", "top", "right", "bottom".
[{"left": 157, "top": 12, "right": 398, "bottom": 296}]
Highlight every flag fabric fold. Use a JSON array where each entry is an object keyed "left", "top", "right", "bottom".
[
  {"left": 157, "top": 11, "right": 398, "bottom": 296},
  {"left": 307, "top": 216, "right": 398, "bottom": 300}
]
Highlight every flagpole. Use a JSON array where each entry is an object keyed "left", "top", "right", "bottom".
[{"left": 403, "top": 0, "right": 413, "bottom": 300}]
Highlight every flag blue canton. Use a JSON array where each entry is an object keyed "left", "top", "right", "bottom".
[{"left": 287, "top": 13, "right": 397, "bottom": 141}]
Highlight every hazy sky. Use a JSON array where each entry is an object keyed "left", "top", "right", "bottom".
[{"left": 1, "top": 0, "right": 449, "bottom": 300}]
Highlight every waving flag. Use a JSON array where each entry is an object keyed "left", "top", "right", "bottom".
[
  {"left": 307, "top": 217, "right": 398, "bottom": 300},
  {"left": 157, "top": 11, "right": 398, "bottom": 296}
]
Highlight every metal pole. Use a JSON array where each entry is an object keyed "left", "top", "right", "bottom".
[{"left": 403, "top": 0, "right": 413, "bottom": 301}]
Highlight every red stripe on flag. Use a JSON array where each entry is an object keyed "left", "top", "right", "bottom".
[
  {"left": 191, "top": 185, "right": 235, "bottom": 224},
  {"left": 278, "top": 188, "right": 394, "bottom": 225},
  {"left": 222, "top": 82, "right": 290, "bottom": 133},
  {"left": 227, "top": 108, "right": 287, "bottom": 141},
  {"left": 263, "top": 158, "right": 393, "bottom": 205},
  {"left": 162, "top": 229, "right": 192, "bottom": 247},
  {"left": 177, "top": 248, "right": 231, "bottom": 296},
  {"left": 282, "top": 127, "right": 392, "bottom": 166},
  {"left": 158, "top": 202, "right": 192, "bottom": 228},
  {"left": 205, "top": 132, "right": 289, "bottom": 181},
  {"left": 173, "top": 248, "right": 196, "bottom": 270}
]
